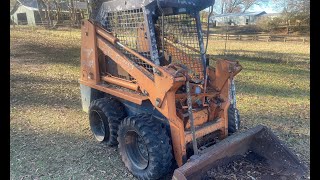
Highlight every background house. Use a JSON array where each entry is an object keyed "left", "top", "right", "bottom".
[
  {"left": 10, "top": 0, "right": 70, "bottom": 26},
  {"left": 210, "top": 11, "right": 267, "bottom": 26},
  {"left": 261, "top": 13, "right": 281, "bottom": 20},
  {"left": 10, "top": 0, "right": 44, "bottom": 25}
]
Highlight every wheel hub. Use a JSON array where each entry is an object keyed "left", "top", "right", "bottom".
[
  {"left": 125, "top": 130, "right": 149, "bottom": 170},
  {"left": 90, "top": 110, "right": 109, "bottom": 142}
]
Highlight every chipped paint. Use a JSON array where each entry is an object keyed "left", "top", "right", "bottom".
[
  {"left": 81, "top": 59, "right": 94, "bottom": 68},
  {"left": 83, "top": 48, "right": 93, "bottom": 59},
  {"left": 115, "top": 54, "right": 135, "bottom": 70}
]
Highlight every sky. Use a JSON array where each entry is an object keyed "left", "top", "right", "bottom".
[
  {"left": 250, "top": 4, "right": 279, "bottom": 13},
  {"left": 250, "top": 1, "right": 282, "bottom": 13},
  {"left": 208, "top": 0, "right": 283, "bottom": 14}
]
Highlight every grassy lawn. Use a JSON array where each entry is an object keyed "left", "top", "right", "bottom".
[
  {"left": 207, "top": 39, "right": 310, "bottom": 169},
  {"left": 10, "top": 27, "right": 310, "bottom": 179}
]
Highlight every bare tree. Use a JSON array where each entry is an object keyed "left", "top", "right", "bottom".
[
  {"left": 53, "top": 0, "right": 63, "bottom": 25},
  {"left": 10, "top": 0, "right": 17, "bottom": 9},
  {"left": 69, "top": 0, "right": 81, "bottom": 27},
  {"left": 68, "top": 0, "right": 87, "bottom": 27},
  {"left": 214, "top": 0, "right": 265, "bottom": 14},
  {"left": 225, "top": 0, "right": 243, "bottom": 13},
  {"left": 242, "top": 0, "right": 260, "bottom": 12},
  {"left": 272, "top": 0, "right": 310, "bottom": 25},
  {"left": 37, "top": 0, "right": 67, "bottom": 27},
  {"left": 37, "top": 0, "right": 52, "bottom": 27}
]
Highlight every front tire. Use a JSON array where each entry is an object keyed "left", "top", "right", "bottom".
[{"left": 117, "top": 114, "right": 173, "bottom": 179}]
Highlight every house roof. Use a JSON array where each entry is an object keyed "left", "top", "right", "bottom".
[
  {"left": 10, "top": 2, "right": 22, "bottom": 15},
  {"left": 212, "top": 11, "right": 267, "bottom": 18},
  {"left": 17, "top": 0, "right": 40, "bottom": 10},
  {"left": 261, "top": 13, "right": 281, "bottom": 17}
]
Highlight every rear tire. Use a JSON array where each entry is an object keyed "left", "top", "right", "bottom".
[
  {"left": 117, "top": 114, "right": 173, "bottom": 180},
  {"left": 228, "top": 106, "right": 240, "bottom": 134},
  {"left": 89, "top": 97, "right": 126, "bottom": 146}
]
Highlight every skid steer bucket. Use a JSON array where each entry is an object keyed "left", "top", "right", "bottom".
[{"left": 173, "top": 125, "right": 307, "bottom": 180}]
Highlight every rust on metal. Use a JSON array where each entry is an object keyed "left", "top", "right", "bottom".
[
  {"left": 101, "top": 76, "right": 140, "bottom": 91},
  {"left": 185, "top": 119, "right": 223, "bottom": 143},
  {"left": 79, "top": 79, "right": 147, "bottom": 105},
  {"left": 184, "top": 109, "right": 209, "bottom": 129},
  {"left": 137, "top": 23, "right": 150, "bottom": 53},
  {"left": 95, "top": 25, "right": 157, "bottom": 72},
  {"left": 80, "top": 20, "right": 100, "bottom": 84},
  {"left": 96, "top": 26, "right": 119, "bottom": 45}
]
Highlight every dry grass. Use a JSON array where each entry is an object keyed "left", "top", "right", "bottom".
[
  {"left": 10, "top": 27, "right": 310, "bottom": 179},
  {"left": 10, "top": 28, "right": 135, "bottom": 179},
  {"left": 207, "top": 39, "right": 310, "bottom": 173},
  {"left": 207, "top": 39, "right": 310, "bottom": 66}
]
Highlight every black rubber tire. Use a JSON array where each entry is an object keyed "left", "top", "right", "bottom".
[
  {"left": 89, "top": 97, "right": 126, "bottom": 146},
  {"left": 117, "top": 114, "right": 173, "bottom": 180},
  {"left": 228, "top": 106, "right": 240, "bottom": 134}
]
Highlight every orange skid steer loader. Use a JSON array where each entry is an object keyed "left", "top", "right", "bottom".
[{"left": 79, "top": 0, "right": 307, "bottom": 179}]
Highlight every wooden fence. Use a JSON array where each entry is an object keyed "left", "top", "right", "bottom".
[
  {"left": 11, "top": 21, "right": 309, "bottom": 43},
  {"left": 205, "top": 33, "right": 309, "bottom": 43},
  {"left": 11, "top": 20, "right": 82, "bottom": 28}
]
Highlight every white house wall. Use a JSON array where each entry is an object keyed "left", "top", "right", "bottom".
[
  {"left": 11, "top": 5, "right": 36, "bottom": 26},
  {"left": 213, "top": 15, "right": 259, "bottom": 26}
]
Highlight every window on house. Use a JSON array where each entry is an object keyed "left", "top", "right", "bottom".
[{"left": 17, "top": 13, "right": 28, "bottom": 25}]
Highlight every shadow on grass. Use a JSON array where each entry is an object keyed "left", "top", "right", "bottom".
[
  {"left": 223, "top": 49, "right": 309, "bottom": 62},
  {"left": 239, "top": 112, "right": 310, "bottom": 165},
  {"left": 243, "top": 67, "right": 309, "bottom": 77},
  {"left": 11, "top": 42, "right": 80, "bottom": 67},
  {"left": 10, "top": 72, "right": 176, "bottom": 179},
  {"left": 10, "top": 73, "right": 81, "bottom": 110},
  {"left": 240, "top": 110, "right": 310, "bottom": 156},
  {"left": 206, "top": 26, "right": 261, "bottom": 35},
  {"left": 212, "top": 51, "right": 309, "bottom": 65},
  {"left": 209, "top": 55, "right": 309, "bottom": 78},
  {"left": 236, "top": 79, "right": 309, "bottom": 99},
  {"left": 10, "top": 125, "right": 135, "bottom": 180}
]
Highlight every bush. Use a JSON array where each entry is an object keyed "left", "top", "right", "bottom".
[{"left": 256, "top": 16, "right": 283, "bottom": 32}]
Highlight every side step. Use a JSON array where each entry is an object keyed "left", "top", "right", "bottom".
[{"left": 173, "top": 125, "right": 308, "bottom": 180}]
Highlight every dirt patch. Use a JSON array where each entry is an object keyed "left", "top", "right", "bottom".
[{"left": 205, "top": 151, "right": 298, "bottom": 180}]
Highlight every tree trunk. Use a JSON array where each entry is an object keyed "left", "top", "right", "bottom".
[
  {"left": 53, "top": 0, "right": 62, "bottom": 24},
  {"left": 70, "top": 0, "right": 75, "bottom": 26},
  {"left": 44, "top": 5, "right": 49, "bottom": 27},
  {"left": 37, "top": 0, "right": 45, "bottom": 25},
  {"left": 47, "top": 3, "right": 52, "bottom": 27}
]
